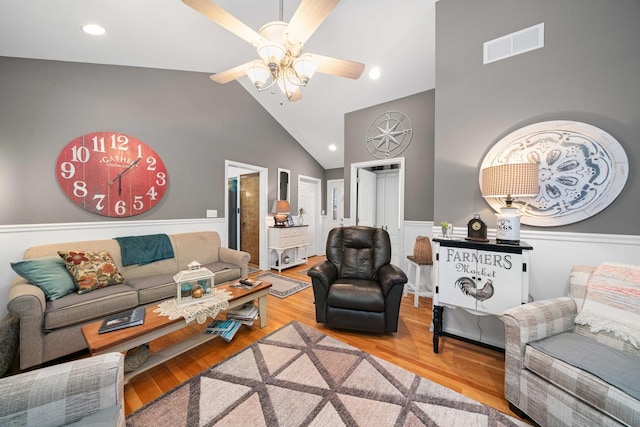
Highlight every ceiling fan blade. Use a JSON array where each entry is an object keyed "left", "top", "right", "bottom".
[
  {"left": 182, "top": 0, "right": 262, "bottom": 47},
  {"left": 287, "top": 0, "right": 340, "bottom": 46},
  {"left": 311, "top": 54, "right": 365, "bottom": 80},
  {"left": 209, "top": 61, "right": 253, "bottom": 84}
]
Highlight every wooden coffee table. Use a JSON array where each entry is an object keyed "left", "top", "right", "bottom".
[{"left": 81, "top": 281, "right": 271, "bottom": 383}]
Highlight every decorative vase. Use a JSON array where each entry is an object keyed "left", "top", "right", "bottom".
[
  {"left": 298, "top": 215, "right": 304, "bottom": 225},
  {"left": 283, "top": 254, "right": 291, "bottom": 264}
]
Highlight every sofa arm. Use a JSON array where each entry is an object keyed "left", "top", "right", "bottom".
[
  {"left": 502, "top": 297, "right": 577, "bottom": 406},
  {"left": 0, "top": 352, "right": 125, "bottom": 427},
  {"left": 308, "top": 261, "right": 338, "bottom": 323},
  {"left": 7, "top": 283, "right": 48, "bottom": 369},
  {"left": 377, "top": 263, "right": 408, "bottom": 296},
  {"left": 218, "top": 247, "right": 251, "bottom": 279}
]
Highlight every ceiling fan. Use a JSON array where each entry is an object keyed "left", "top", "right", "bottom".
[{"left": 182, "top": 0, "right": 365, "bottom": 101}]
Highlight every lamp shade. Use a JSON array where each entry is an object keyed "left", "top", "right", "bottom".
[
  {"left": 271, "top": 200, "right": 290, "bottom": 214},
  {"left": 481, "top": 163, "right": 539, "bottom": 199}
]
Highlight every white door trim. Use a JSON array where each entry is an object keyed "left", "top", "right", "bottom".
[
  {"left": 350, "top": 158, "right": 405, "bottom": 263},
  {"left": 225, "top": 160, "right": 268, "bottom": 271}
]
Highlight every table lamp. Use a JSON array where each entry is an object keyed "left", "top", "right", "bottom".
[
  {"left": 271, "top": 200, "right": 290, "bottom": 227},
  {"left": 481, "top": 163, "right": 539, "bottom": 244}
]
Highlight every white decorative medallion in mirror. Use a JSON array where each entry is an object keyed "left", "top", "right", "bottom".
[
  {"left": 480, "top": 120, "right": 628, "bottom": 226},
  {"left": 365, "top": 111, "right": 412, "bottom": 158}
]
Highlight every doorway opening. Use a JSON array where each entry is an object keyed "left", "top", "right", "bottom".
[
  {"left": 350, "top": 158, "right": 405, "bottom": 265},
  {"left": 225, "top": 160, "right": 268, "bottom": 271}
]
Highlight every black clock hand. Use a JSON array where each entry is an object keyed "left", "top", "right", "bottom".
[{"left": 108, "top": 158, "right": 142, "bottom": 190}]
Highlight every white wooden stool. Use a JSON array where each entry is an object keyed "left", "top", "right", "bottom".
[{"left": 404, "top": 256, "right": 434, "bottom": 307}]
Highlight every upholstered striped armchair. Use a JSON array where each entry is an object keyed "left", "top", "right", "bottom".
[{"left": 0, "top": 352, "right": 124, "bottom": 426}]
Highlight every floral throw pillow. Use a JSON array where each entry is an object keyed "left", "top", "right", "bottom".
[{"left": 58, "top": 250, "right": 125, "bottom": 294}]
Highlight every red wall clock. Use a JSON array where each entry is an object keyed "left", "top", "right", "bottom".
[{"left": 56, "top": 131, "right": 169, "bottom": 217}]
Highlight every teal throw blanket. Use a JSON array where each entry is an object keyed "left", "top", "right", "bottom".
[{"left": 114, "top": 234, "right": 175, "bottom": 266}]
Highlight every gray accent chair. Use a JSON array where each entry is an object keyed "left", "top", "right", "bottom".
[
  {"left": 503, "top": 265, "right": 639, "bottom": 427},
  {"left": 0, "top": 352, "right": 124, "bottom": 426}
]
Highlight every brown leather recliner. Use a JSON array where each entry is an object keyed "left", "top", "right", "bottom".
[{"left": 307, "top": 226, "right": 408, "bottom": 333}]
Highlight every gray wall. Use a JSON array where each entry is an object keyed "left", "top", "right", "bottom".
[
  {"left": 344, "top": 90, "right": 435, "bottom": 220},
  {"left": 0, "top": 57, "right": 324, "bottom": 224},
  {"left": 435, "top": 0, "right": 640, "bottom": 235}
]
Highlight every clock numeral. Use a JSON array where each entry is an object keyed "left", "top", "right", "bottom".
[
  {"left": 137, "top": 145, "right": 143, "bottom": 158},
  {"left": 146, "top": 156, "right": 156, "bottom": 171},
  {"left": 93, "top": 194, "right": 105, "bottom": 211},
  {"left": 146, "top": 186, "right": 158, "bottom": 201},
  {"left": 133, "top": 196, "right": 144, "bottom": 211},
  {"left": 110, "top": 134, "right": 129, "bottom": 151},
  {"left": 114, "top": 200, "right": 127, "bottom": 216},
  {"left": 73, "top": 181, "right": 88, "bottom": 198},
  {"left": 59, "top": 162, "right": 76, "bottom": 179},
  {"left": 71, "top": 145, "right": 90, "bottom": 163},
  {"left": 92, "top": 136, "right": 106, "bottom": 153},
  {"left": 156, "top": 172, "right": 167, "bottom": 186}
]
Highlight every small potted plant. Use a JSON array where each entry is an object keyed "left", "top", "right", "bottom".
[{"left": 440, "top": 221, "right": 449, "bottom": 238}]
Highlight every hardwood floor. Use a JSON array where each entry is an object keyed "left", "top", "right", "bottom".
[{"left": 124, "top": 256, "right": 529, "bottom": 423}]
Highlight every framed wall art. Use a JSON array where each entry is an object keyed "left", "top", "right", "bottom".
[{"left": 480, "top": 120, "right": 628, "bottom": 226}]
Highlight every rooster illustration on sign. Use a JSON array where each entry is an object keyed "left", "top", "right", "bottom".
[{"left": 455, "top": 277, "right": 494, "bottom": 307}]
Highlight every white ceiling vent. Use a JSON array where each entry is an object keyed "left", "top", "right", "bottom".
[{"left": 484, "top": 23, "right": 544, "bottom": 64}]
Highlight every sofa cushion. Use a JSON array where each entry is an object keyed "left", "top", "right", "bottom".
[
  {"left": 10, "top": 256, "right": 76, "bottom": 300},
  {"left": 58, "top": 250, "right": 125, "bottom": 294},
  {"left": 202, "top": 261, "right": 241, "bottom": 285},
  {"left": 530, "top": 332, "right": 640, "bottom": 400},
  {"left": 525, "top": 333, "right": 640, "bottom": 425},
  {"left": 125, "top": 273, "right": 176, "bottom": 305},
  {"left": 44, "top": 284, "right": 138, "bottom": 330}
]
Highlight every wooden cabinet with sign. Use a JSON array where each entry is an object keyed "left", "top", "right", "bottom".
[
  {"left": 268, "top": 226, "right": 309, "bottom": 272},
  {"left": 431, "top": 238, "right": 533, "bottom": 353}
]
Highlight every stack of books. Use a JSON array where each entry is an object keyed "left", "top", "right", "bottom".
[{"left": 205, "top": 303, "right": 259, "bottom": 342}]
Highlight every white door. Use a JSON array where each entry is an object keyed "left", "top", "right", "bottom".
[
  {"left": 326, "top": 179, "right": 344, "bottom": 232},
  {"left": 357, "top": 168, "right": 377, "bottom": 227},
  {"left": 298, "top": 176, "right": 321, "bottom": 257},
  {"left": 376, "top": 170, "right": 400, "bottom": 265}
]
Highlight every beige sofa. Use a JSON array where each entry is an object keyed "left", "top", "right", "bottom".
[
  {"left": 503, "top": 265, "right": 639, "bottom": 427},
  {"left": 7, "top": 231, "right": 250, "bottom": 370}
]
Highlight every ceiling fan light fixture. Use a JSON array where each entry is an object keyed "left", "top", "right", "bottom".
[
  {"left": 246, "top": 61, "right": 271, "bottom": 89},
  {"left": 278, "top": 69, "right": 300, "bottom": 99},
  {"left": 257, "top": 42, "right": 286, "bottom": 69},
  {"left": 293, "top": 55, "right": 317, "bottom": 85}
]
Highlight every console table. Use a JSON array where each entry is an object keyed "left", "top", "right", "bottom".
[
  {"left": 268, "top": 225, "right": 308, "bottom": 272},
  {"left": 432, "top": 238, "right": 532, "bottom": 353}
]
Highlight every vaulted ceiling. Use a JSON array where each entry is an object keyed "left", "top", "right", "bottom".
[{"left": 0, "top": 0, "right": 436, "bottom": 169}]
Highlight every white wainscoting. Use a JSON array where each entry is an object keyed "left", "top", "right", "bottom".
[{"left": 0, "top": 218, "right": 226, "bottom": 318}]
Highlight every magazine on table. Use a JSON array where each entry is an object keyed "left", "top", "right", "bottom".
[
  {"left": 99, "top": 307, "right": 145, "bottom": 334},
  {"left": 231, "top": 279, "right": 263, "bottom": 290},
  {"left": 206, "top": 319, "right": 242, "bottom": 342},
  {"left": 226, "top": 302, "right": 259, "bottom": 321}
]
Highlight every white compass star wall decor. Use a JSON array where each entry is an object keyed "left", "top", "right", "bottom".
[{"left": 365, "top": 111, "right": 413, "bottom": 158}]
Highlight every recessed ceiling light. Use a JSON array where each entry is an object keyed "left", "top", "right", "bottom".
[
  {"left": 329, "top": 144, "right": 337, "bottom": 151},
  {"left": 368, "top": 67, "right": 381, "bottom": 80},
  {"left": 82, "top": 24, "right": 106, "bottom": 36}
]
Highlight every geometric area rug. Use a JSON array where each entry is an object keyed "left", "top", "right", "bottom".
[
  {"left": 126, "top": 321, "right": 527, "bottom": 426},
  {"left": 255, "top": 272, "right": 312, "bottom": 299}
]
